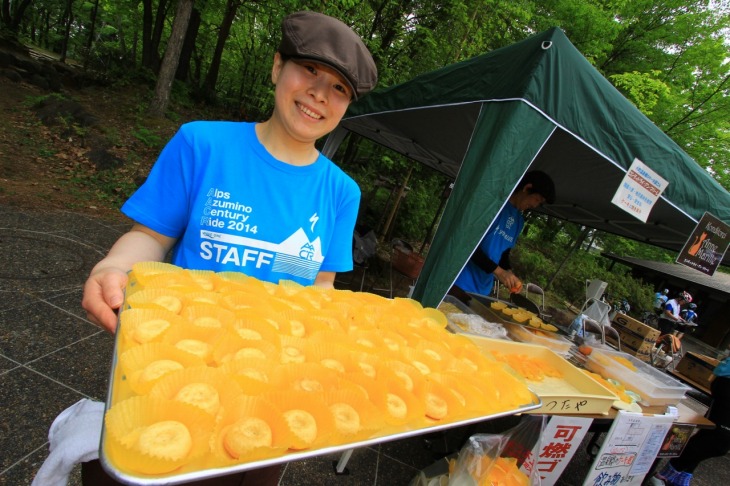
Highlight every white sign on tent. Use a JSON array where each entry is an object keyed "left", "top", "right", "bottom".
[{"left": 611, "top": 158, "right": 668, "bottom": 223}]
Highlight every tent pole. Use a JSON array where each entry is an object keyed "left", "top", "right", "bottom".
[
  {"left": 381, "top": 165, "right": 414, "bottom": 242},
  {"left": 545, "top": 226, "right": 590, "bottom": 291},
  {"left": 418, "top": 181, "right": 453, "bottom": 255}
]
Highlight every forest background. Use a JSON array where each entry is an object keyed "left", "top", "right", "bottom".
[{"left": 2, "top": 0, "right": 730, "bottom": 316}]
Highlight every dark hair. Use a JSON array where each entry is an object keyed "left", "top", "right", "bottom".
[{"left": 517, "top": 170, "right": 556, "bottom": 204}]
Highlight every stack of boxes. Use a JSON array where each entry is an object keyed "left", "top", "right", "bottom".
[
  {"left": 675, "top": 352, "right": 720, "bottom": 391},
  {"left": 607, "top": 314, "right": 660, "bottom": 362}
]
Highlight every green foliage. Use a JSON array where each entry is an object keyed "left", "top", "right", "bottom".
[
  {"left": 133, "top": 126, "right": 163, "bottom": 148},
  {"left": 610, "top": 71, "right": 670, "bottom": 115}
]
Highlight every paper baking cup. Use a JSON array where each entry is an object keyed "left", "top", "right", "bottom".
[
  {"left": 119, "top": 308, "right": 187, "bottom": 351},
  {"left": 104, "top": 395, "right": 215, "bottom": 475},
  {"left": 162, "top": 322, "right": 226, "bottom": 364},
  {"left": 182, "top": 291, "right": 223, "bottom": 307},
  {"left": 379, "top": 359, "right": 427, "bottom": 395},
  {"left": 271, "top": 362, "right": 340, "bottom": 393},
  {"left": 427, "top": 371, "right": 501, "bottom": 416},
  {"left": 418, "top": 379, "right": 467, "bottom": 425},
  {"left": 323, "top": 388, "right": 383, "bottom": 443},
  {"left": 220, "top": 290, "right": 273, "bottom": 314},
  {"left": 306, "top": 343, "right": 356, "bottom": 375},
  {"left": 181, "top": 269, "right": 217, "bottom": 291},
  {"left": 374, "top": 377, "right": 426, "bottom": 427},
  {"left": 129, "top": 262, "right": 183, "bottom": 287},
  {"left": 212, "top": 330, "right": 279, "bottom": 365},
  {"left": 263, "top": 390, "right": 334, "bottom": 450},
  {"left": 220, "top": 357, "right": 278, "bottom": 396},
  {"left": 125, "top": 288, "right": 187, "bottom": 315},
  {"left": 210, "top": 395, "right": 291, "bottom": 465},
  {"left": 232, "top": 315, "right": 282, "bottom": 344},
  {"left": 149, "top": 366, "right": 243, "bottom": 418},
  {"left": 400, "top": 347, "right": 443, "bottom": 376},
  {"left": 180, "top": 304, "right": 235, "bottom": 330},
  {"left": 119, "top": 343, "right": 206, "bottom": 395}
]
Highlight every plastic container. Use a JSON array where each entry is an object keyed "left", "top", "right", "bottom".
[
  {"left": 467, "top": 336, "right": 617, "bottom": 415},
  {"left": 584, "top": 348, "right": 690, "bottom": 406},
  {"left": 502, "top": 322, "right": 573, "bottom": 357}
]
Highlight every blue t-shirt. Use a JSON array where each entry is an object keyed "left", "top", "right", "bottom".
[
  {"left": 453, "top": 203, "right": 524, "bottom": 295},
  {"left": 122, "top": 121, "right": 360, "bottom": 285},
  {"left": 714, "top": 357, "right": 730, "bottom": 378}
]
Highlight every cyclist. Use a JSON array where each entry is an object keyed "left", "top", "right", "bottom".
[
  {"left": 656, "top": 291, "right": 693, "bottom": 355},
  {"left": 653, "top": 288, "right": 669, "bottom": 315},
  {"left": 680, "top": 303, "right": 699, "bottom": 324}
]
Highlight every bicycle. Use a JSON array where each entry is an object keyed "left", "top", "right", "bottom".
[{"left": 641, "top": 310, "right": 659, "bottom": 328}]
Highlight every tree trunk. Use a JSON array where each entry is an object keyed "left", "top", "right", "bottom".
[
  {"left": 141, "top": 0, "right": 154, "bottom": 68},
  {"left": 201, "top": 0, "right": 239, "bottom": 100},
  {"left": 175, "top": 7, "right": 201, "bottom": 82},
  {"left": 149, "top": 0, "right": 194, "bottom": 117},
  {"left": 59, "top": 0, "right": 74, "bottom": 63},
  {"left": 1, "top": 0, "right": 32, "bottom": 31},
  {"left": 83, "top": 0, "right": 100, "bottom": 68}
]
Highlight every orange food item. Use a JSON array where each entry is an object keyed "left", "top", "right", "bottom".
[
  {"left": 509, "top": 282, "right": 523, "bottom": 294},
  {"left": 578, "top": 345, "right": 593, "bottom": 356}
]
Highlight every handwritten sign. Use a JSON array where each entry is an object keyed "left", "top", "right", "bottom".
[
  {"left": 583, "top": 411, "right": 674, "bottom": 486},
  {"left": 611, "top": 158, "right": 668, "bottom": 223},
  {"left": 536, "top": 416, "right": 593, "bottom": 486},
  {"left": 676, "top": 212, "right": 730, "bottom": 276}
]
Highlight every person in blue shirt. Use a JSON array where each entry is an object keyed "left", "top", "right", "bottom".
[
  {"left": 680, "top": 303, "right": 698, "bottom": 324},
  {"left": 654, "top": 288, "right": 669, "bottom": 314},
  {"left": 656, "top": 354, "right": 730, "bottom": 486},
  {"left": 448, "top": 171, "right": 556, "bottom": 303},
  {"left": 81, "top": 11, "right": 377, "bottom": 335}
]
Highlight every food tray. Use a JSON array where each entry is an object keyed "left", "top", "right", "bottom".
[
  {"left": 466, "top": 294, "right": 516, "bottom": 325},
  {"left": 439, "top": 296, "right": 510, "bottom": 340},
  {"left": 100, "top": 291, "right": 541, "bottom": 485},
  {"left": 466, "top": 336, "right": 618, "bottom": 415},
  {"left": 584, "top": 348, "right": 690, "bottom": 406},
  {"left": 502, "top": 322, "right": 573, "bottom": 356}
]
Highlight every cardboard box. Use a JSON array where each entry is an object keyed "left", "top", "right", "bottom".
[
  {"left": 675, "top": 352, "right": 719, "bottom": 389},
  {"left": 612, "top": 314, "right": 660, "bottom": 341}
]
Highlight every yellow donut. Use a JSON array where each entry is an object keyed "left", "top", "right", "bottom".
[
  {"left": 425, "top": 393, "right": 448, "bottom": 420},
  {"left": 174, "top": 339, "right": 210, "bottom": 360},
  {"left": 136, "top": 420, "right": 192, "bottom": 460},
  {"left": 329, "top": 403, "right": 361, "bottom": 436},
  {"left": 223, "top": 417, "right": 273, "bottom": 458},
  {"left": 283, "top": 409, "right": 318, "bottom": 446},
  {"left": 386, "top": 393, "right": 408, "bottom": 419},
  {"left": 173, "top": 383, "right": 221, "bottom": 415},
  {"left": 139, "top": 360, "right": 184, "bottom": 385},
  {"left": 133, "top": 319, "right": 171, "bottom": 344}
]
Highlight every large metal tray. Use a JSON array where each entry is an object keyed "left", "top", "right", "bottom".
[{"left": 100, "top": 301, "right": 541, "bottom": 485}]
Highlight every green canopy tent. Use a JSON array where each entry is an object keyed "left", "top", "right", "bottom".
[{"left": 322, "top": 27, "right": 730, "bottom": 308}]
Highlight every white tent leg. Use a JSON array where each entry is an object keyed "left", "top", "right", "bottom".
[{"left": 335, "top": 448, "right": 354, "bottom": 474}]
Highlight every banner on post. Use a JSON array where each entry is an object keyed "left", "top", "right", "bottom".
[{"left": 536, "top": 416, "right": 594, "bottom": 486}]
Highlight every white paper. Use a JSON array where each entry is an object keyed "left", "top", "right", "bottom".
[{"left": 611, "top": 158, "right": 668, "bottom": 223}]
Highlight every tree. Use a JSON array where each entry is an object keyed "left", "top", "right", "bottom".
[
  {"left": 149, "top": 0, "right": 193, "bottom": 117},
  {"left": 200, "top": 0, "right": 239, "bottom": 100},
  {"left": 1, "top": 0, "right": 33, "bottom": 32}
]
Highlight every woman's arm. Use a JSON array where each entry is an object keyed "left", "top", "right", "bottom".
[{"left": 82, "top": 224, "right": 177, "bottom": 333}]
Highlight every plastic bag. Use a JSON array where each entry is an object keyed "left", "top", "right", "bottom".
[
  {"left": 411, "top": 416, "right": 546, "bottom": 486},
  {"left": 449, "top": 313, "right": 508, "bottom": 340}
]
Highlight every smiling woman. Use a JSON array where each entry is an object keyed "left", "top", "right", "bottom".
[{"left": 35, "top": 10, "right": 379, "bottom": 486}]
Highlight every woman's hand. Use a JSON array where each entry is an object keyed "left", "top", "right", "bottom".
[
  {"left": 82, "top": 266, "right": 129, "bottom": 333},
  {"left": 494, "top": 267, "right": 522, "bottom": 293},
  {"left": 81, "top": 224, "right": 176, "bottom": 333}
]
